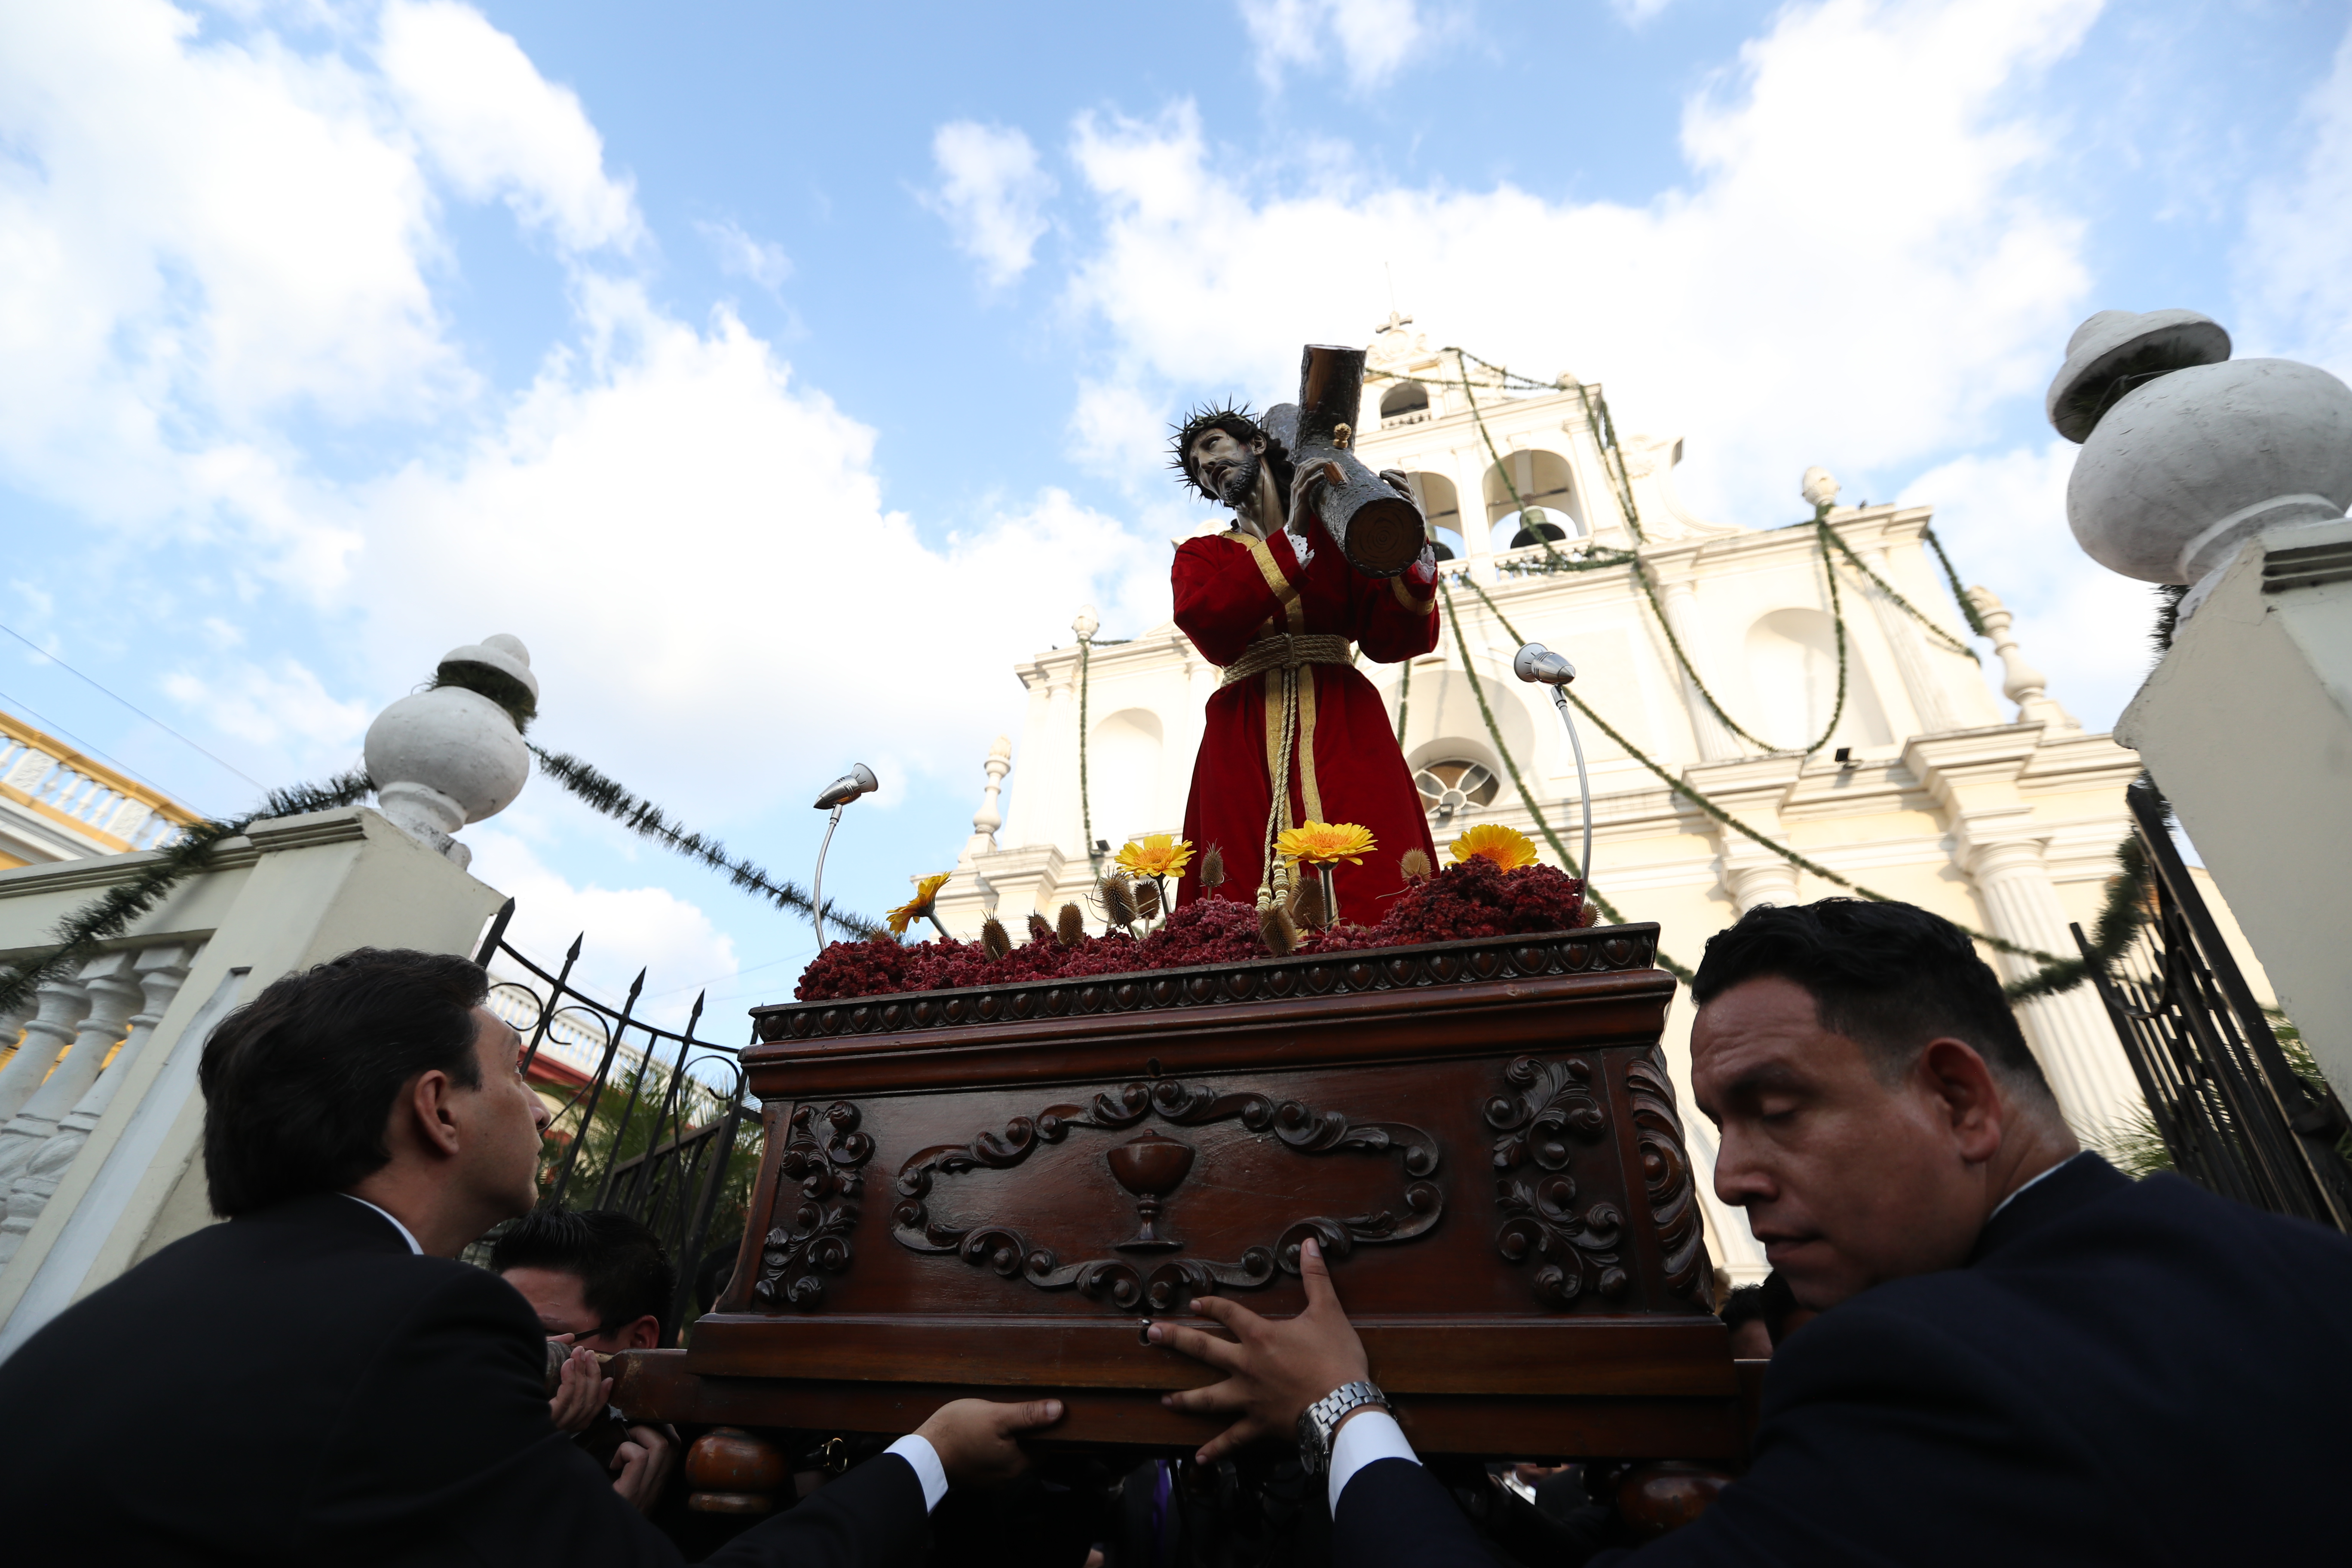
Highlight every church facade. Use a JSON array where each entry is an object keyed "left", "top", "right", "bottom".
[{"left": 935, "top": 321, "right": 2170, "bottom": 1281}]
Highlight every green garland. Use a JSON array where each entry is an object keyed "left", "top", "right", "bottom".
[
  {"left": 527, "top": 748, "right": 879, "bottom": 940},
  {"left": 1076, "top": 634, "right": 1101, "bottom": 876},
  {"left": 1451, "top": 577, "right": 2076, "bottom": 980},
  {"left": 0, "top": 770, "right": 374, "bottom": 1014}
]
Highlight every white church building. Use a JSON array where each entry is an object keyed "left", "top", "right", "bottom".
[{"left": 932, "top": 317, "right": 2197, "bottom": 1283}]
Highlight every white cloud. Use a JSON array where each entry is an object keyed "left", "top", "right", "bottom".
[
  {"left": 925, "top": 121, "right": 1056, "bottom": 287},
  {"left": 466, "top": 824, "right": 740, "bottom": 1008},
  {"left": 1240, "top": 0, "right": 1433, "bottom": 91},
  {"left": 2236, "top": 21, "right": 2352, "bottom": 378},
  {"left": 1898, "top": 439, "right": 2160, "bottom": 731},
  {"left": 1612, "top": 0, "right": 1674, "bottom": 24},
  {"left": 696, "top": 218, "right": 793, "bottom": 294},
  {"left": 337, "top": 279, "right": 1166, "bottom": 815},
  {"left": 160, "top": 655, "right": 370, "bottom": 753},
  {"left": 375, "top": 0, "right": 640, "bottom": 254},
  {"left": 1067, "top": 0, "right": 2102, "bottom": 527}
]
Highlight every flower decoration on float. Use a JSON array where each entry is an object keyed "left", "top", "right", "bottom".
[
  {"left": 886, "top": 872, "right": 955, "bottom": 940},
  {"left": 1115, "top": 834, "right": 1194, "bottom": 880},
  {"left": 1274, "top": 821, "right": 1378, "bottom": 866},
  {"left": 1450, "top": 823, "right": 1538, "bottom": 872}
]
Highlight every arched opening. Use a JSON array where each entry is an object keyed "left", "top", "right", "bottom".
[
  {"left": 1089, "top": 708, "right": 1167, "bottom": 843},
  {"left": 1739, "top": 609, "right": 1894, "bottom": 751},
  {"left": 1380, "top": 382, "right": 1431, "bottom": 426},
  {"left": 1483, "top": 449, "right": 1581, "bottom": 550},
  {"left": 1403, "top": 472, "right": 1466, "bottom": 561}
]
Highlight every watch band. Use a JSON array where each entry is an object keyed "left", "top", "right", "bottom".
[{"left": 1295, "top": 1378, "right": 1389, "bottom": 1476}]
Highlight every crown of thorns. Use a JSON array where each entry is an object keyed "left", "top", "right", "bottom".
[{"left": 1169, "top": 400, "right": 1271, "bottom": 498}]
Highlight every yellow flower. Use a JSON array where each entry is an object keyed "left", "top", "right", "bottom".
[
  {"left": 1275, "top": 821, "right": 1378, "bottom": 866},
  {"left": 1115, "top": 833, "right": 1195, "bottom": 880},
  {"left": 886, "top": 871, "right": 954, "bottom": 935},
  {"left": 1450, "top": 823, "right": 1538, "bottom": 872}
]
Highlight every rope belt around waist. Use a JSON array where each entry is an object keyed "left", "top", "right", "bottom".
[{"left": 1219, "top": 634, "right": 1354, "bottom": 687}]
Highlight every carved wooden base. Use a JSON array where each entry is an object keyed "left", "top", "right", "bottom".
[
  {"left": 657, "top": 928, "right": 1743, "bottom": 1459},
  {"left": 683, "top": 1426, "right": 786, "bottom": 1515}
]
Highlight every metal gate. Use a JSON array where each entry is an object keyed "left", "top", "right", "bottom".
[
  {"left": 469, "top": 901, "right": 754, "bottom": 1337},
  {"left": 2076, "top": 781, "right": 2352, "bottom": 1230}
]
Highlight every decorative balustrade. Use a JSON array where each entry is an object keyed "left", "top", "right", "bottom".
[
  {"left": 0, "top": 715, "right": 195, "bottom": 856},
  {"left": 0, "top": 938, "right": 201, "bottom": 1265}
]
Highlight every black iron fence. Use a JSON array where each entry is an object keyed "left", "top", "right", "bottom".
[
  {"left": 2076, "top": 782, "right": 2352, "bottom": 1230},
  {"left": 469, "top": 901, "right": 756, "bottom": 1338}
]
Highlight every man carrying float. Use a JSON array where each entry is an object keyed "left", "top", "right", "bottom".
[{"left": 1170, "top": 345, "right": 1446, "bottom": 922}]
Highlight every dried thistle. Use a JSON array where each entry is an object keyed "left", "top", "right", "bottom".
[
  {"left": 1200, "top": 845, "right": 1226, "bottom": 891},
  {"left": 1399, "top": 848, "right": 1433, "bottom": 883},
  {"left": 1028, "top": 912, "right": 1053, "bottom": 944},
  {"left": 1056, "top": 903, "right": 1086, "bottom": 947},
  {"left": 1100, "top": 873, "right": 1138, "bottom": 928},
  {"left": 1259, "top": 902, "right": 1299, "bottom": 956},
  {"left": 980, "top": 916, "right": 1012, "bottom": 961},
  {"left": 1133, "top": 879, "right": 1163, "bottom": 920},
  {"left": 1289, "top": 875, "right": 1328, "bottom": 930}
]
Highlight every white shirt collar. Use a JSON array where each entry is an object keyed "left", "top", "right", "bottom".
[
  {"left": 342, "top": 1193, "right": 424, "bottom": 1256},
  {"left": 1988, "top": 1150, "right": 2086, "bottom": 1224}
]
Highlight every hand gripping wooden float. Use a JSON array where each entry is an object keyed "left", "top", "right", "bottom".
[{"left": 614, "top": 921, "right": 1750, "bottom": 1470}]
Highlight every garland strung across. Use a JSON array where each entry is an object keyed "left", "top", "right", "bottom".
[
  {"left": 1076, "top": 632, "right": 1102, "bottom": 877},
  {"left": 0, "top": 770, "right": 374, "bottom": 1014},
  {"left": 527, "top": 748, "right": 880, "bottom": 940},
  {"left": 1451, "top": 576, "right": 2085, "bottom": 987}
]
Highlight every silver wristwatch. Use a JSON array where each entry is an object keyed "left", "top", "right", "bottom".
[{"left": 1295, "top": 1379, "right": 1389, "bottom": 1476}]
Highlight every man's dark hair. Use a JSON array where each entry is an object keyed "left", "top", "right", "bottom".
[
  {"left": 491, "top": 1207, "right": 677, "bottom": 1342},
  {"left": 199, "top": 948, "right": 489, "bottom": 1217},
  {"left": 1691, "top": 899, "right": 2052, "bottom": 1097},
  {"left": 1170, "top": 400, "right": 1296, "bottom": 503}
]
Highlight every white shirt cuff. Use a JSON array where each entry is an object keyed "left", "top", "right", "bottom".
[
  {"left": 1327, "top": 1407, "right": 1418, "bottom": 1518},
  {"left": 884, "top": 1434, "right": 949, "bottom": 1511}
]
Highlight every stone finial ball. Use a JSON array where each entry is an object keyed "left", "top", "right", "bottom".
[{"left": 1800, "top": 467, "right": 1840, "bottom": 511}]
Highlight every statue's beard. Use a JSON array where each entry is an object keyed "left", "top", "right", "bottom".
[{"left": 1212, "top": 450, "right": 1262, "bottom": 511}]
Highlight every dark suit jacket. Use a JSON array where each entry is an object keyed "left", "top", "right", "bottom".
[
  {"left": 1334, "top": 1154, "right": 2352, "bottom": 1565},
  {"left": 0, "top": 1191, "right": 926, "bottom": 1566}
]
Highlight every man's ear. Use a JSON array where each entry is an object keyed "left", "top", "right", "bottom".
[
  {"left": 619, "top": 1314, "right": 662, "bottom": 1352},
  {"left": 404, "top": 1069, "right": 464, "bottom": 1160},
  {"left": 1918, "top": 1038, "right": 2003, "bottom": 1164}
]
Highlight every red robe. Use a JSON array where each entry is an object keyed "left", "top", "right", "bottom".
[{"left": 1172, "top": 514, "right": 1440, "bottom": 920}]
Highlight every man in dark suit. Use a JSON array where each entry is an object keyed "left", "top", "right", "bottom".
[
  {"left": 1150, "top": 899, "right": 2352, "bottom": 1563},
  {"left": 0, "top": 947, "right": 1060, "bottom": 1565}
]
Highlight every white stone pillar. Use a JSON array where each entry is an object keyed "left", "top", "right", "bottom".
[
  {"left": 1965, "top": 588, "right": 2079, "bottom": 732},
  {"left": 1658, "top": 574, "right": 1743, "bottom": 762},
  {"left": 0, "top": 954, "right": 141, "bottom": 1190},
  {"left": 0, "top": 946, "right": 193, "bottom": 1262},
  {"left": 0, "top": 977, "right": 90, "bottom": 1125},
  {"left": 1042, "top": 664, "right": 1078, "bottom": 856},
  {"left": 1960, "top": 832, "right": 2141, "bottom": 1135},
  {"left": 1455, "top": 446, "right": 1496, "bottom": 585},
  {"left": 1862, "top": 546, "right": 1958, "bottom": 735}
]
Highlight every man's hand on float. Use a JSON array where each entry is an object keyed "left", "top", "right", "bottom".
[
  {"left": 915, "top": 1397, "right": 1067, "bottom": 1488},
  {"left": 609, "top": 1422, "right": 677, "bottom": 1513},
  {"left": 1148, "top": 1236, "right": 1371, "bottom": 1464},
  {"left": 547, "top": 1337, "right": 610, "bottom": 1436}
]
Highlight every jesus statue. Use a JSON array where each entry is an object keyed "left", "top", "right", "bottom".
[{"left": 1168, "top": 400, "right": 1442, "bottom": 919}]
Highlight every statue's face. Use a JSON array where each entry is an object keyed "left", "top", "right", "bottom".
[{"left": 1189, "top": 427, "right": 1268, "bottom": 509}]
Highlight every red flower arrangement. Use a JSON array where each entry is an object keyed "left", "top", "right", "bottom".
[{"left": 793, "top": 856, "right": 1592, "bottom": 1003}]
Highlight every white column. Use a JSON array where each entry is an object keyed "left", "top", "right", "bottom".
[
  {"left": 1043, "top": 666, "right": 1078, "bottom": 856},
  {"left": 1961, "top": 833, "right": 2141, "bottom": 1135},
  {"left": 1455, "top": 446, "right": 1496, "bottom": 585},
  {"left": 1724, "top": 860, "right": 1800, "bottom": 913},
  {"left": 0, "top": 954, "right": 141, "bottom": 1191},
  {"left": 0, "top": 946, "right": 193, "bottom": 1262},
  {"left": 1659, "top": 575, "right": 1743, "bottom": 762},
  {"left": 0, "top": 978, "right": 90, "bottom": 1125},
  {"left": 1862, "top": 546, "right": 1958, "bottom": 735}
]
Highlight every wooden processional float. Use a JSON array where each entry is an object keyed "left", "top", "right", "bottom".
[{"left": 603, "top": 923, "right": 1760, "bottom": 1517}]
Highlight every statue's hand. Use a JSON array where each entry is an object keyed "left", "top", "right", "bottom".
[
  {"left": 1378, "top": 468, "right": 1414, "bottom": 500},
  {"left": 1286, "top": 458, "right": 1324, "bottom": 536}
]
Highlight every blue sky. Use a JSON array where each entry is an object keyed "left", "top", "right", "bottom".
[{"left": 3, "top": 0, "right": 2348, "bottom": 1020}]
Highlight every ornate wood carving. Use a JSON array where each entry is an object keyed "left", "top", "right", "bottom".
[
  {"left": 1626, "top": 1054, "right": 1710, "bottom": 1301},
  {"left": 755, "top": 925, "right": 1659, "bottom": 1043},
  {"left": 1487, "top": 1056, "right": 1626, "bottom": 1306},
  {"left": 890, "top": 1078, "right": 1442, "bottom": 1314},
  {"left": 753, "top": 1102, "right": 872, "bottom": 1308}
]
